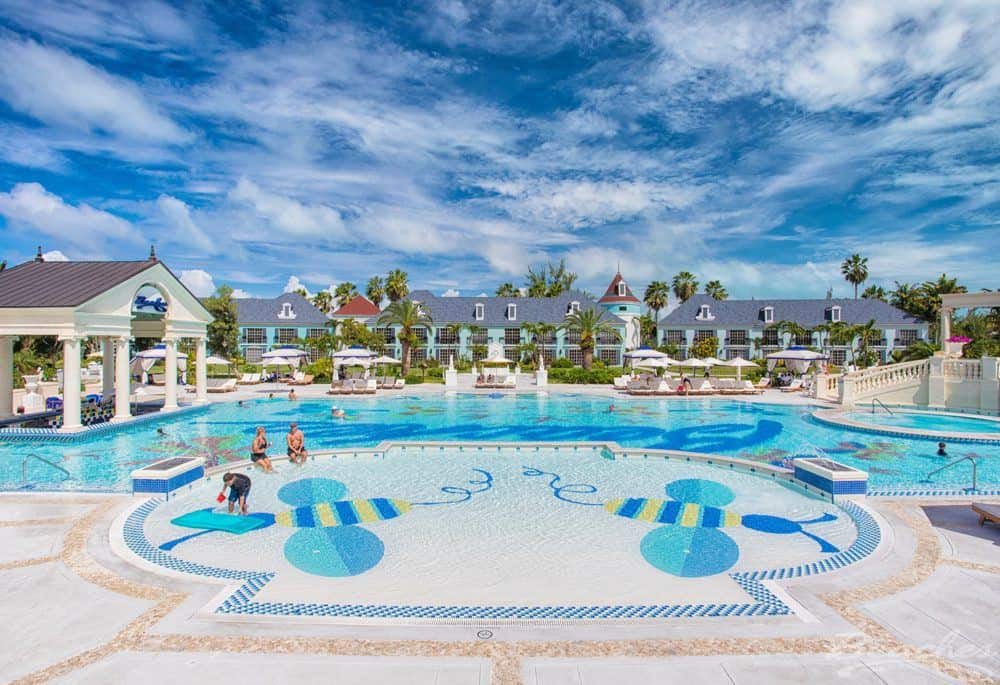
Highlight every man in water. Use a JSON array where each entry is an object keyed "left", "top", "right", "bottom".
[
  {"left": 331, "top": 406, "right": 345, "bottom": 419},
  {"left": 221, "top": 472, "right": 251, "bottom": 515},
  {"left": 286, "top": 422, "right": 308, "bottom": 465},
  {"left": 288, "top": 389, "right": 297, "bottom": 401},
  {"left": 937, "top": 442, "right": 947, "bottom": 457}
]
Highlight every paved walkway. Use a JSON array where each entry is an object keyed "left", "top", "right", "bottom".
[{"left": 1, "top": 490, "right": 997, "bottom": 684}]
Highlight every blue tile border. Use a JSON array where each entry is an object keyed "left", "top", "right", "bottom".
[
  {"left": 811, "top": 410, "right": 1000, "bottom": 445},
  {"left": 121, "top": 495, "right": 881, "bottom": 622},
  {"left": 0, "top": 403, "right": 210, "bottom": 442}
]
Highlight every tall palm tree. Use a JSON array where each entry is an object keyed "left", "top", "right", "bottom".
[
  {"left": 671, "top": 271, "right": 698, "bottom": 303},
  {"left": 563, "top": 309, "right": 619, "bottom": 370},
  {"left": 366, "top": 276, "right": 385, "bottom": 308},
  {"left": 704, "top": 280, "right": 728, "bottom": 300},
  {"left": 841, "top": 254, "right": 869, "bottom": 299},
  {"left": 311, "top": 290, "right": 334, "bottom": 314},
  {"left": 546, "top": 259, "right": 577, "bottom": 296},
  {"left": 852, "top": 319, "right": 881, "bottom": 366},
  {"left": 772, "top": 320, "right": 808, "bottom": 347},
  {"left": 643, "top": 280, "right": 669, "bottom": 322},
  {"left": 495, "top": 282, "right": 520, "bottom": 297},
  {"left": 333, "top": 282, "right": 358, "bottom": 308},
  {"left": 525, "top": 265, "right": 548, "bottom": 297},
  {"left": 385, "top": 269, "right": 409, "bottom": 302},
  {"left": 521, "top": 322, "right": 558, "bottom": 366},
  {"left": 861, "top": 284, "right": 887, "bottom": 301},
  {"left": 376, "top": 300, "right": 432, "bottom": 375},
  {"left": 890, "top": 281, "right": 919, "bottom": 313}
]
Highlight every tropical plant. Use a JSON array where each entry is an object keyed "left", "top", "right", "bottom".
[
  {"left": 0, "top": 258, "right": 5, "bottom": 271},
  {"left": 671, "top": 271, "right": 698, "bottom": 303},
  {"left": 892, "top": 340, "right": 938, "bottom": 362},
  {"left": 521, "top": 322, "right": 558, "bottom": 366},
  {"left": 861, "top": 285, "right": 887, "bottom": 301},
  {"left": 495, "top": 282, "right": 520, "bottom": 297},
  {"left": 890, "top": 281, "right": 919, "bottom": 313},
  {"left": 771, "top": 320, "right": 808, "bottom": 346},
  {"left": 690, "top": 336, "right": 718, "bottom": 359},
  {"left": 704, "top": 280, "right": 728, "bottom": 300},
  {"left": 852, "top": 319, "right": 881, "bottom": 367},
  {"left": 311, "top": 289, "right": 334, "bottom": 314},
  {"left": 638, "top": 313, "right": 658, "bottom": 346},
  {"left": 334, "top": 318, "right": 385, "bottom": 352},
  {"left": 385, "top": 269, "right": 409, "bottom": 302},
  {"left": 643, "top": 280, "right": 669, "bottom": 322},
  {"left": 292, "top": 286, "right": 308, "bottom": 298},
  {"left": 333, "top": 282, "right": 359, "bottom": 308},
  {"left": 523, "top": 259, "right": 578, "bottom": 297},
  {"left": 563, "top": 308, "right": 618, "bottom": 370},
  {"left": 366, "top": 276, "right": 385, "bottom": 307},
  {"left": 841, "top": 253, "right": 869, "bottom": 299},
  {"left": 376, "top": 300, "right": 432, "bottom": 375},
  {"left": 203, "top": 285, "right": 240, "bottom": 358}
]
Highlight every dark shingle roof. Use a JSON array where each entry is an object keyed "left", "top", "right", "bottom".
[
  {"left": 407, "top": 290, "right": 626, "bottom": 326},
  {"left": 660, "top": 294, "right": 927, "bottom": 327},
  {"left": 0, "top": 259, "right": 159, "bottom": 308},
  {"left": 235, "top": 293, "right": 329, "bottom": 325}
]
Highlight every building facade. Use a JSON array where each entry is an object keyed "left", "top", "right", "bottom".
[
  {"left": 375, "top": 288, "right": 629, "bottom": 366},
  {"left": 658, "top": 295, "right": 930, "bottom": 364},
  {"left": 597, "top": 272, "right": 642, "bottom": 350},
  {"left": 234, "top": 293, "right": 330, "bottom": 362}
]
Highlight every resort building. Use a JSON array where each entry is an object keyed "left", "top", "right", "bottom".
[
  {"left": 380, "top": 289, "right": 629, "bottom": 365},
  {"left": 597, "top": 271, "right": 642, "bottom": 350},
  {"left": 658, "top": 295, "right": 930, "bottom": 364},
  {"left": 329, "top": 295, "right": 381, "bottom": 326},
  {"left": 235, "top": 293, "right": 329, "bottom": 363}
]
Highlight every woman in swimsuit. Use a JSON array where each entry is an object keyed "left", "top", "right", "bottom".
[{"left": 250, "top": 426, "right": 275, "bottom": 472}]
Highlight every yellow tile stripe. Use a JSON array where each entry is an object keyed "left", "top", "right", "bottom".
[
  {"left": 637, "top": 499, "right": 663, "bottom": 523},
  {"left": 353, "top": 499, "right": 379, "bottom": 523},
  {"left": 725, "top": 511, "right": 742, "bottom": 527},
  {"left": 680, "top": 503, "right": 700, "bottom": 527},
  {"left": 315, "top": 503, "right": 337, "bottom": 527}
]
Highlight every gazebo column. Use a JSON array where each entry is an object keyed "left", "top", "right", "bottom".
[
  {"left": 163, "top": 338, "right": 179, "bottom": 411},
  {"left": 194, "top": 337, "right": 208, "bottom": 404},
  {"left": 939, "top": 306, "right": 952, "bottom": 344},
  {"left": 101, "top": 337, "right": 115, "bottom": 398},
  {"left": 113, "top": 337, "right": 132, "bottom": 421},
  {"left": 60, "top": 335, "right": 82, "bottom": 430},
  {"left": 0, "top": 336, "right": 13, "bottom": 418}
]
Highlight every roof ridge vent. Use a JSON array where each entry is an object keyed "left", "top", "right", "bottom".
[{"left": 35, "top": 246, "right": 44, "bottom": 262}]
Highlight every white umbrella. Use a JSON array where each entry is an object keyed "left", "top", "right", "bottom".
[
  {"left": 702, "top": 356, "right": 724, "bottom": 366},
  {"left": 672, "top": 357, "right": 709, "bottom": 369},
  {"left": 635, "top": 357, "right": 674, "bottom": 369},
  {"left": 262, "top": 347, "right": 308, "bottom": 359},
  {"left": 720, "top": 356, "right": 758, "bottom": 381},
  {"left": 204, "top": 355, "right": 232, "bottom": 366},
  {"left": 131, "top": 344, "right": 188, "bottom": 383},
  {"left": 624, "top": 347, "right": 668, "bottom": 360},
  {"left": 766, "top": 347, "right": 828, "bottom": 374},
  {"left": 262, "top": 356, "right": 290, "bottom": 367},
  {"left": 371, "top": 355, "right": 401, "bottom": 365},
  {"left": 332, "top": 347, "right": 376, "bottom": 359}
]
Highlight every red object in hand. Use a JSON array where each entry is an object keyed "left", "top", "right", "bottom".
[{"left": 217, "top": 492, "right": 226, "bottom": 503}]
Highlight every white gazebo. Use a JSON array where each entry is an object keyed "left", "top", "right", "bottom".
[{"left": 0, "top": 247, "right": 213, "bottom": 431}]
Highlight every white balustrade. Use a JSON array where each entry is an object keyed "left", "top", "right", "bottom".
[{"left": 942, "top": 359, "right": 982, "bottom": 380}]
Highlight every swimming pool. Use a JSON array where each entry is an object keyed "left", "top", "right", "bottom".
[
  {"left": 3, "top": 394, "right": 997, "bottom": 492},
  {"left": 841, "top": 410, "right": 1000, "bottom": 435},
  {"left": 120, "top": 446, "right": 868, "bottom": 621}
]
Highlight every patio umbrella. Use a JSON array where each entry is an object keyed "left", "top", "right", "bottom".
[
  {"left": 371, "top": 355, "right": 401, "bottom": 365},
  {"left": 624, "top": 347, "right": 669, "bottom": 360},
  {"left": 131, "top": 344, "right": 188, "bottom": 383},
  {"left": 636, "top": 357, "right": 674, "bottom": 369},
  {"left": 672, "top": 358, "right": 709, "bottom": 369},
  {"left": 204, "top": 355, "right": 232, "bottom": 366},
  {"left": 720, "top": 356, "right": 758, "bottom": 381},
  {"left": 701, "top": 356, "right": 724, "bottom": 366},
  {"left": 766, "top": 346, "right": 828, "bottom": 374}
]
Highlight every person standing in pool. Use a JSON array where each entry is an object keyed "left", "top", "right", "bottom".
[
  {"left": 937, "top": 442, "right": 947, "bottom": 457},
  {"left": 288, "top": 388, "right": 298, "bottom": 401},
  {"left": 221, "top": 472, "right": 251, "bottom": 515},
  {"left": 250, "top": 426, "right": 275, "bottom": 472},
  {"left": 286, "top": 422, "right": 308, "bottom": 465}
]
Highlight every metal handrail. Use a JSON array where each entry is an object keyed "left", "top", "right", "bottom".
[
  {"left": 872, "top": 398, "right": 894, "bottom": 415},
  {"left": 925, "top": 456, "right": 978, "bottom": 492},
  {"left": 22, "top": 453, "right": 70, "bottom": 485}
]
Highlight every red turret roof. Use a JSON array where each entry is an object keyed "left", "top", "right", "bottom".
[
  {"left": 598, "top": 272, "right": 640, "bottom": 304},
  {"left": 333, "top": 295, "right": 381, "bottom": 317}
]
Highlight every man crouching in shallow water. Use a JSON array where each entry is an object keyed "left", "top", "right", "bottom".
[{"left": 286, "top": 422, "right": 308, "bottom": 465}]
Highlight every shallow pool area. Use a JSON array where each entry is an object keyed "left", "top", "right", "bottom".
[
  {"left": 841, "top": 409, "right": 1000, "bottom": 435},
  {"left": 119, "top": 445, "right": 868, "bottom": 621}
]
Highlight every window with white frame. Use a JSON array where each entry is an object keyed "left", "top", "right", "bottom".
[
  {"left": 666, "top": 329, "right": 685, "bottom": 345},
  {"left": 727, "top": 330, "right": 747, "bottom": 345},
  {"left": 897, "top": 329, "right": 918, "bottom": 345},
  {"left": 413, "top": 328, "right": 428, "bottom": 343},
  {"left": 694, "top": 329, "right": 715, "bottom": 342},
  {"left": 375, "top": 327, "right": 394, "bottom": 344},
  {"left": 564, "top": 330, "right": 581, "bottom": 344},
  {"left": 435, "top": 328, "right": 457, "bottom": 344},
  {"left": 828, "top": 306, "right": 841, "bottom": 322},
  {"left": 242, "top": 327, "right": 266, "bottom": 344},
  {"left": 596, "top": 330, "right": 619, "bottom": 345},
  {"left": 762, "top": 306, "right": 774, "bottom": 323},
  {"left": 470, "top": 328, "right": 488, "bottom": 345},
  {"left": 245, "top": 347, "right": 265, "bottom": 363},
  {"left": 278, "top": 302, "right": 296, "bottom": 319},
  {"left": 617, "top": 282, "right": 627, "bottom": 296},
  {"left": 697, "top": 304, "right": 713, "bottom": 319},
  {"left": 794, "top": 330, "right": 813, "bottom": 346},
  {"left": 567, "top": 348, "right": 584, "bottom": 365},
  {"left": 504, "top": 327, "right": 521, "bottom": 345},
  {"left": 568, "top": 301, "right": 580, "bottom": 314},
  {"left": 599, "top": 348, "right": 621, "bottom": 365},
  {"left": 762, "top": 328, "right": 780, "bottom": 345},
  {"left": 275, "top": 328, "right": 297, "bottom": 344},
  {"left": 474, "top": 303, "right": 485, "bottom": 320},
  {"left": 830, "top": 349, "right": 848, "bottom": 365},
  {"left": 506, "top": 303, "right": 516, "bottom": 320}
]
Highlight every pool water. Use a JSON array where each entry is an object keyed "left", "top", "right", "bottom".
[
  {"left": 843, "top": 410, "right": 1000, "bottom": 435},
  {"left": 135, "top": 446, "right": 859, "bottom": 611},
  {"left": 2, "top": 394, "right": 997, "bottom": 492}
]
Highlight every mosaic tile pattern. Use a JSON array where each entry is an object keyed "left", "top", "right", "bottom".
[
  {"left": 812, "top": 411, "right": 1000, "bottom": 445},
  {"left": 0, "top": 403, "right": 210, "bottom": 443}
]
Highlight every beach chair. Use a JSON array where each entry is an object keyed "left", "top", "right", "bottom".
[
  {"left": 503, "top": 375, "right": 516, "bottom": 388},
  {"left": 237, "top": 373, "right": 252, "bottom": 384},
  {"left": 288, "top": 374, "right": 314, "bottom": 386},
  {"left": 613, "top": 376, "right": 629, "bottom": 390},
  {"left": 780, "top": 378, "right": 804, "bottom": 393},
  {"left": 207, "top": 378, "right": 238, "bottom": 393},
  {"left": 393, "top": 378, "right": 406, "bottom": 389},
  {"left": 972, "top": 503, "right": 1000, "bottom": 526},
  {"left": 756, "top": 377, "right": 771, "bottom": 389}
]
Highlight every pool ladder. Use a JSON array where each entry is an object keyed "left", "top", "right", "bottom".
[
  {"left": 871, "top": 399, "right": 894, "bottom": 415},
  {"left": 21, "top": 453, "right": 70, "bottom": 487},
  {"left": 925, "top": 456, "right": 978, "bottom": 492}
]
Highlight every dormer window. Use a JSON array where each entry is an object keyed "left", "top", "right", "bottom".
[
  {"left": 506, "top": 303, "right": 516, "bottom": 320},
  {"left": 762, "top": 306, "right": 774, "bottom": 323},
  {"left": 617, "top": 282, "right": 627, "bottom": 297},
  {"left": 278, "top": 302, "right": 297, "bottom": 320},
  {"left": 474, "top": 303, "right": 485, "bottom": 321},
  {"left": 568, "top": 301, "right": 580, "bottom": 314},
  {"left": 696, "top": 304, "right": 714, "bottom": 320},
  {"left": 827, "top": 305, "right": 842, "bottom": 323}
]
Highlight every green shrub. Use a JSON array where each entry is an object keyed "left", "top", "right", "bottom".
[
  {"left": 404, "top": 373, "right": 424, "bottom": 384},
  {"left": 548, "top": 367, "right": 618, "bottom": 384},
  {"left": 426, "top": 367, "right": 444, "bottom": 379},
  {"left": 305, "top": 358, "right": 332, "bottom": 383},
  {"left": 550, "top": 357, "right": 574, "bottom": 369}
]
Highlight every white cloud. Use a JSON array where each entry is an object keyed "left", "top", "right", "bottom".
[
  {"left": 41, "top": 249, "right": 69, "bottom": 261},
  {"left": 441, "top": 288, "right": 460, "bottom": 297},
  {"left": 179, "top": 269, "right": 216, "bottom": 297},
  {"left": 0, "top": 182, "right": 140, "bottom": 250},
  {"left": 0, "top": 38, "right": 189, "bottom": 143},
  {"left": 151, "top": 195, "right": 215, "bottom": 253},
  {"left": 230, "top": 288, "right": 251, "bottom": 298},
  {"left": 282, "top": 275, "right": 310, "bottom": 296},
  {"left": 230, "top": 178, "right": 346, "bottom": 239}
]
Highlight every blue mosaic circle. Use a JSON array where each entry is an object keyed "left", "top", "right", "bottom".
[
  {"left": 283, "top": 526, "right": 384, "bottom": 577},
  {"left": 666, "top": 479, "right": 735, "bottom": 507},
  {"left": 278, "top": 478, "right": 348, "bottom": 507},
  {"left": 640, "top": 525, "right": 739, "bottom": 577}
]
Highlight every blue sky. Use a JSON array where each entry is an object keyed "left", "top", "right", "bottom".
[{"left": 0, "top": 0, "right": 997, "bottom": 302}]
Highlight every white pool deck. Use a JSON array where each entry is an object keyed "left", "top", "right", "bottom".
[{"left": 1, "top": 389, "right": 998, "bottom": 684}]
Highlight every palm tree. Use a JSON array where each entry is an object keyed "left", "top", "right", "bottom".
[
  {"left": 525, "top": 265, "right": 548, "bottom": 297},
  {"left": 890, "top": 281, "right": 919, "bottom": 313},
  {"left": 546, "top": 259, "right": 577, "bottom": 296},
  {"left": 840, "top": 254, "right": 869, "bottom": 299},
  {"left": 311, "top": 290, "right": 334, "bottom": 314},
  {"left": 333, "top": 282, "right": 358, "bottom": 308},
  {"left": 671, "top": 271, "right": 698, "bottom": 303},
  {"left": 861, "top": 284, "right": 887, "bottom": 301},
  {"left": 643, "top": 280, "right": 669, "bottom": 322},
  {"left": 563, "top": 309, "right": 619, "bottom": 370},
  {"left": 366, "top": 276, "right": 385, "bottom": 308},
  {"left": 385, "top": 269, "right": 409, "bottom": 302},
  {"left": 852, "top": 319, "right": 881, "bottom": 366},
  {"left": 772, "top": 320, "right": 808, "bottom": 347},
  {"left": 495, "top": 283, "right": 520, "bottom": 297},
  {"left": 376, "top": 300, "right": 432, "bottom": 375},
  {"left": 704, "top": 280, "right": 728, "bottom": 300},
  {"left": 521, "top": 322, "right": 558, "bottom": 366}
]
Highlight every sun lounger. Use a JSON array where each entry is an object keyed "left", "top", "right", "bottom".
[
  {"left": 972, "top": 503, "right": 1000, "bottom": 526},
  {"left": 613, "top": 376, "right": 629, "bottom": 389},
  {"left": 150, "top": 373, "right": 165, "bottom": 385},
  {"left": 207, "top": 378, "right": 237, "bottom": 393},
  {"left": 780, "top": 378, "right": 804, "bottom": 393},
  {"left": 756, "top": 377, "right": 771, "bottom": 389},
  {"left": 288, "top": 374, "right": 314, "bottom": 386},
  {"left": 503, "top": 375, "right": 516, "bottom": 388},
  {"left": 394, "top": 378, "right": 405, "bottom": 389}
]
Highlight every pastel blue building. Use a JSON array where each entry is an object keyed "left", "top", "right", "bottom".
[{"left": 234, "top": 293, "right": 330, "bottom": 362}]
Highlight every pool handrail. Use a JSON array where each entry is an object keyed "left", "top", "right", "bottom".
[
  {"left": 925, "top": 455, "right": 978, "bottom": 492},
  {"left": 22, "top": 453, "right": 71, "bottom": 486}
]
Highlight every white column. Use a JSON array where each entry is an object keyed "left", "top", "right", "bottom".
[
  {"left": 61, "top": 336, "right": 82, "bottom": 430},
  {"left": 194, "top": 337, "right": 208, "bottom": 404},
  {"left": 101, "top": 337, "right": 115, "bottom": 398},
  {"left": 163, "top": 337, "right": 179, "bottom": 410},
  {"left": 940, "top": 307, "right": 951, "bottom": 344},
  {"left": 0, "top": 336, "right": 13, "bottom": 418},
  {"left": 113, "top": 337, "right": 132, "bottom": 421}
]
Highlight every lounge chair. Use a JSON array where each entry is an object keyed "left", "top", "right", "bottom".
[
  {"left": 150, "top": 373, "right": 166, "bottom": 385},
  {"left": 756, "top": 377, "right": 771, "bottom": 389},
  {"left": 690, "top": 379, "right": 715, "bottom": 395},
  {"left": 237, "top": 373, "right": 252, "bottom": 384},
  {"left": 613, "top": 376, "right": 629, "bottom": 390},
  {"left": 288, "top": 374, "right": 314, "bottom": 386},
  {"left": 780, "top": 378, "right": 804, "bottom": 393},
  {"left": 972, "top": 503, "right": 1000, "bottom": 526},
  {"left": 207, "top": 378, "right": 237, "bottom": 393},
  {"left": 393, "top": 378, "right": 405, "bottom": 389},
  {"left": 503, "top": 375, "right": 516, "bottom": 388}
]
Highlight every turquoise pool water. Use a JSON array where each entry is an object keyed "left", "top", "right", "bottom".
[
  {"left": 843, "top": 410, "right": 1000, "bottom": 435},
  {"left": 2, "top": 394, "right": 997, "bottom": 492}
]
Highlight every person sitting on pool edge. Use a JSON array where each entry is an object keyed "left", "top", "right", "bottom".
[
  {"left": 286, "top": 422, "right": 308, "bottom": 465},
  {"left": 937, "top": 442, "right": 947, "bottom": 457},
  {"left": 250, "top": 426, "right": 275, "bottom": 472},
  {"left": 221, "top": 472, "right": 251, "bottom": 515}
]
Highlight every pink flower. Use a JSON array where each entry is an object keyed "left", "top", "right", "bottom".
[{"left": 945, "top": 336, "right": 972, "bottom": 343}]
